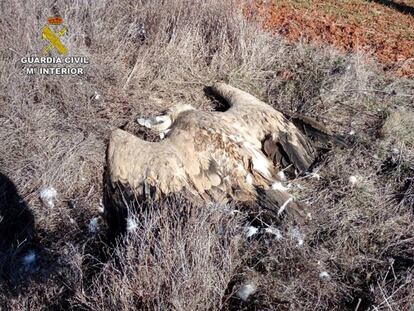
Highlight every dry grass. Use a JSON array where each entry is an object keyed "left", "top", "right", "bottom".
[
  {"left": 0, "top": 0, "right": 414, "bottom": 310},
  {"left": 72, "top": 197, "right": 243, "bottom": 311}
]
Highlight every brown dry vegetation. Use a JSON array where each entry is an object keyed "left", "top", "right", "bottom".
[
  {"left": 0, "top": 0, "right": 414, "bottom": 310},
  {"left": 250, "top": 0, "right": 414, "bottom": 77}
]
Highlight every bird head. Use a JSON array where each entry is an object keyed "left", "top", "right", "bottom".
[{"left": 137, "top": 103, "right": 195, "bottom": 133}]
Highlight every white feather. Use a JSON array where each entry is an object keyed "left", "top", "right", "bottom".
[
  {"left": 349, "top": 175, "right": 357, "bottom": 185},
  {"left": 271, "top": 181, "right": 289, "bottom": 192},
  {"left": 277, "top": 197, "right": 293, "bottom": 215},
  {"left": 319, "top": 271, "right": 331, "bottom": 281},
  {"left": 244, "top": 226, "right": 258, "bottom": 238},
  {"left": 245, "top": 173, "right": 253, "bottom": 185},
  {"left": 88, "top": 217, "right": 99, "bottom": 233},
  {"left": 290, "top": 227, "right": 304, "bottom": 246},
  {"left": 126, "top": 217, "right": 138, "bottom": 232},
  {"left": 244, "top": 143, "right": 271, "bottom": 178},
  {"left": 237, "top": 284, "right": 256, "bottom": 301},
  {"left": 276, "top": 170, "right": 287, "bottom": 181},
  {"left": 22, "top": 251, "right": 36, "bottom": 265},
  {"left": 39, "top": 187, "right": 57, "bottom": 208},
  {"left": 264, "top": 226, "right": 283, "bottom": 239}
]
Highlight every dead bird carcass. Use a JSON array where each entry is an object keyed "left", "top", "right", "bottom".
[{"left": 104, "top": 83, "right": 340, "bottom": 235}]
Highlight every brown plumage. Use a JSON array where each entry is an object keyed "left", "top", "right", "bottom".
[{"left": 104, "top": 83, "right": 334, "bottom": 234}]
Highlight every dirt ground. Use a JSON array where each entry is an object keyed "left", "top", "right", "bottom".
[{"left": 248, "top": 0, "right": 414, "bottom": 77}]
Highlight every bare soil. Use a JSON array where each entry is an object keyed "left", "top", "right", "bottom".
[{"left": 248, "top": 0, "right": 414, "bottom": 77}]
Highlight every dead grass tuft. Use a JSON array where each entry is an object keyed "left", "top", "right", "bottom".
[{"left": 71, "top": 197, "right": 243, "bottom": 311}]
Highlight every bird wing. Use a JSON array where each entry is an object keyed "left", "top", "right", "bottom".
[
  {"left": 107, "top": 129, "right": 189, "bottom": 199},
  {"left": 210, "top": 82, "right": 316, "bottom": 173},
  {"left": 106, "top": 127, "right": 260, "bottom": 203},
  {"left": 105, "top": 126, "right": 263, "bottom": 236}
]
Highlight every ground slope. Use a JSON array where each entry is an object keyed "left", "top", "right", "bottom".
[{"left": 250, "top": 0, "right": 414, "bottom": 77}]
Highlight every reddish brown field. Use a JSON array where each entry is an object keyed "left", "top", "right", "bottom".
[{"left": 249, "top": 0, "right": 414, "bottom": 77}]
